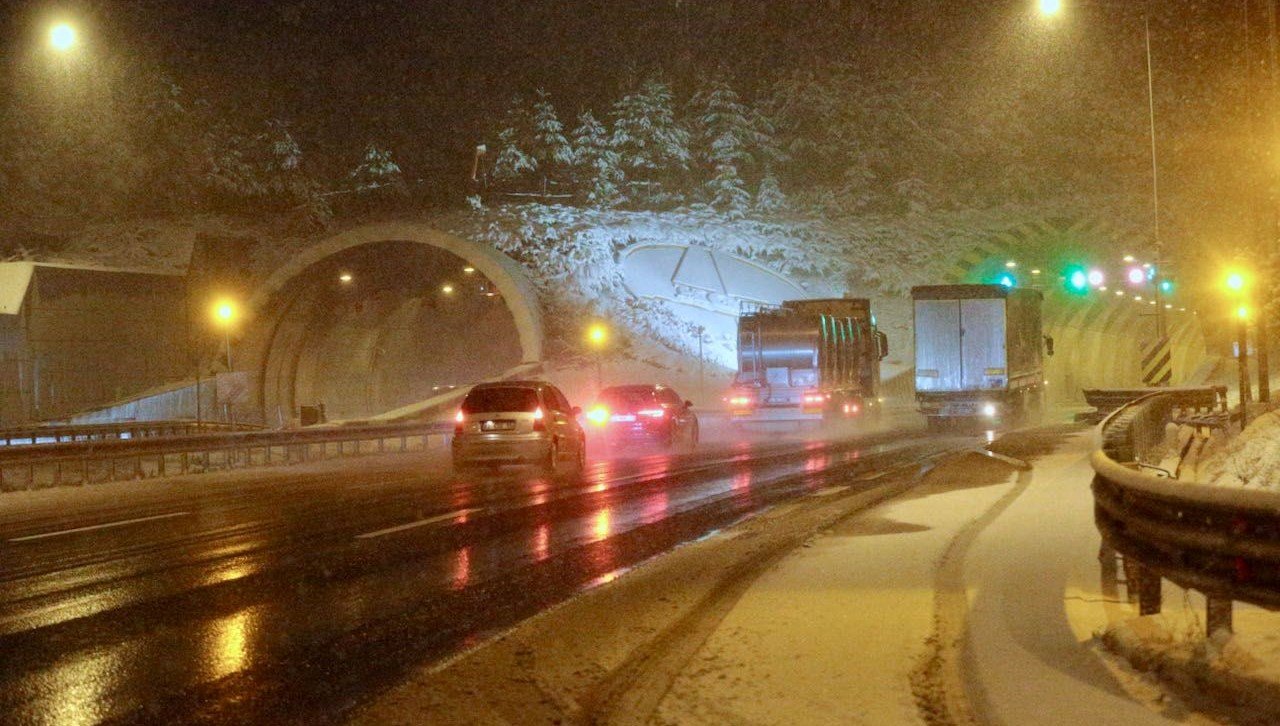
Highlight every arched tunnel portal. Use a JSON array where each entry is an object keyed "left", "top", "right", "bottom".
[{"left": 249, "top": 223, "right": 543, "bottom": 422}]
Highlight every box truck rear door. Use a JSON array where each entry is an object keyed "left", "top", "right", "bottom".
[
  {"left": 960, "top": 298, "right": 1007, "bottom": 390},
  {"left": 915, "top": 300, "right": 961, "bottom": 391}
]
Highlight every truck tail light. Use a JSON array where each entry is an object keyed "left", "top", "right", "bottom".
[{"left": 802, "top": 391, "right": 825, "bottom": 405}]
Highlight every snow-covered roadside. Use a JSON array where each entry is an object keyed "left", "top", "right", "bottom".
[{"left": 1195, "top": 408, "right": 1280, "bottom": 491}]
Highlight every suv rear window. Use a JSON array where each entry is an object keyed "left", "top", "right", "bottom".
[
  {"left": 600, "top": 388, "right": 658, "bottom": 411},
  {"left": 462, "top": 387, "right": 540, "bottom": 413}
]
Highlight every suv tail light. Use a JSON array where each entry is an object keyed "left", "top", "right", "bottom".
[{"left": 532, "top": 406, "right": 546, "bottom": 431}]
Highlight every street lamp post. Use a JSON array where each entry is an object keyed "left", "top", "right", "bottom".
[
  {"left": 1238, "top": 305, "right": 1253, "bottom": 425},
  {"left": 213, "top": 300, "right": 236, "bottom": 370},
  {"left": 587, "top": 323, "right": 608, "bottom": 392},
  {"left": 1040, "top": 1, "right": 1168, "bottom": 345}
]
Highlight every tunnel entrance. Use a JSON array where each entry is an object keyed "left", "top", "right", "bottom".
[{"left": 263, "top": 241, "right": 524, "bottom": 422}]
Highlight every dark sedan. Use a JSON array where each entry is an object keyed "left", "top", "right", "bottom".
[{"left": 585, "top": 384, "right": 698, "bottom": 451}]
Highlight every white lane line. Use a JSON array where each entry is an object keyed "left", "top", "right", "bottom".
[
  {"left": 356, "top": 508, "right": 481, "bottom": 540},
  {"left": 808, "top": 485, "right": 850, "bottom": 498},
  {"left": 9, "top": 511, "right": 191, "bottom": 543}
]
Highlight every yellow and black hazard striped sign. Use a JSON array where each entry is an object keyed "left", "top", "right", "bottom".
[{"left": 1142, "top": 337, "right": 1172, "bottom": 387}]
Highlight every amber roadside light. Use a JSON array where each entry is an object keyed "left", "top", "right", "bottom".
[{"left": 213, "top": 300, "right": 236, "bottom": 325}]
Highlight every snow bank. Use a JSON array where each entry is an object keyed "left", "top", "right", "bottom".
[{"left": 1197, "top": 410, "right": 1280, "bottom": 491}]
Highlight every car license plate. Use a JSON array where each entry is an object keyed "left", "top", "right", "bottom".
[
  {"left": 482, "top": 420, "right": 515, "bottom": 431},
  {"left": 610, "top": 414, "right": 637, "bottom": 422}
]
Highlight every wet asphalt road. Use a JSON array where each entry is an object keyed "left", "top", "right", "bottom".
[{"left": 0, "top": 423, "right": 969, "bottom": 725}]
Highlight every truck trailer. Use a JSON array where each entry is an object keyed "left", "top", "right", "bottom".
[
  {"left": 911, "top": 284, "right": 1047, "bottom": 428},
  {"left": 725, "top": 298, "right": 888, "bottom": 423}
]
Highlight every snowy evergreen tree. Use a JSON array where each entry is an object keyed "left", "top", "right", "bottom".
[
  {"left": 349, "top": 142, "right": 407, "bottom": 195},
  {"left": 754, "top": 171, "right": 786, "bottom": 212},
  {"left": 570, "top": 110, "right": 622, "bottom": 207},
  {"left": 529, "top": 89, "right": 573, "bottom": 192},
  {"left": 491, "top": 95, "right": 537, "bottom": 182},
  {"left": 609, "top": 77, "right": 690, "bottom": 202},
  {"left": 708, "top": 163, "right": 750, "bottom": 218},
  {"left": 688, "top": 74, "right": 780, "bottom": 212}
]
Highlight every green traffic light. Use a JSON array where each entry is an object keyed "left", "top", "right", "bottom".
[
  {"left": 1066, "top": 267, "right": 1088, "bottom": 292},
  {"left": 1159, "top": 279, "right": 1173, "bottom": 294}
]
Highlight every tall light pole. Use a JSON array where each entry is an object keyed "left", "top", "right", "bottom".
[
  {"left": 1227, "top": 271, "right": 1253, "bottom": 417},
  {"left": 1039, "top": 1, "right": 1168, "bottom": 343}
]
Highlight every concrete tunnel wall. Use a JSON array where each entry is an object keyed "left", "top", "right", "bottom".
[
  {"left": 1042, "top": 291, "right": 1208, "bottom": 401},
  {"left": 243, "top": 222, "right": 545, "bottom": 422}
]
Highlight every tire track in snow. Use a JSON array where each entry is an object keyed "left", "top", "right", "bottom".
[{"left": 911, "top": 456, "right": 1033, "bottom": 726}]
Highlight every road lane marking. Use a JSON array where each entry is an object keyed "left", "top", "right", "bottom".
[
  {"left": 808, "top": 485, "right": 850, "bottom": 498},
  {"left": 356, "top": 508, "right": 481, "bottom": 540},
  {"left": 8, "top": 511, "right": 191, "bottom": 543}
]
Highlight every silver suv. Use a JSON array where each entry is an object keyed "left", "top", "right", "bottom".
[{"left": 451, "top": 381, "right": 585, "bottom": 477}]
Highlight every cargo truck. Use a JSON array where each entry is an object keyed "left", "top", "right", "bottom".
[
  {"left": 911, "top": 284, "right": 1048, "bottom": 428},
  {"left": 725, "top": 298, "right": 888, "bottom": 423}
]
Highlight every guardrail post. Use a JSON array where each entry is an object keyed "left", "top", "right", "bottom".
[
  {"left": 1099, "top": 544, "right": 1120, "bottom": 599},
  {"left": 1206, "top": 596, "right": 1233, "bottom": 636},
  {"left": 1136, "top": 564, "right": 1163, "bottom": 616}
]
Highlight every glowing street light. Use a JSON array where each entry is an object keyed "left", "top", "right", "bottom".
[
  {"left": 1226, "top": 271, "right": 1246, "bottom": 293},
  {"left": 211, "top": 299, "right": 238, "bottom": 370},
  {"left": 1038, "top": 0, "right": 1063, "bottom": 16},
  {"left": 49, "top": 23, "right": 76, "bottom": 52}
]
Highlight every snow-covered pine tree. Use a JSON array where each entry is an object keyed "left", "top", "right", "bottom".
[
  {"left": 709, "top": 163, "right": 750, "bottom": 219},
  {"left": 529, "top": 89, "right": 573, "bottom": 194},
  {"left": 688, "top": 74, "right": 778, "bottom": 213},
  {"left": 570, "top": 110, "right": 623, "bottom": 207},
  {"left": 491, "top": 95, "right": 537, "bottom": 182},
  {"left": 755, "top": 170, "right": 786, "bottom": 212},
  {"left": 610, "top": 76, "right": 690, "bottom": 202},
  {"left": 349, "top": 143, "right": 407, "bottom": 195}
]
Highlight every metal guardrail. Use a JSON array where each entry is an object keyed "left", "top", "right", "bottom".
[
  {"left": 0, "top": 420, "right": 263, "bottom": 448},
  {"left": 1079, "top": 385, "right": 1227, "bottom": 424},
  {"left": 1090, "top": 389, "right": 1280, "bottom": 633},
  {"left": 0, "top": 421, "right": 453, "bottom": 491}
]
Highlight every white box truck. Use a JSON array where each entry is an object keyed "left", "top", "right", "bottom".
[{"left": 911, "top": 284, "right": 1047, "bottom": 428}]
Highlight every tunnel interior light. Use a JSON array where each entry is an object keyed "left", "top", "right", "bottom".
[
  {"left": 1123, "top": 254, "right": 1136, "bottom": 263},
  {"left": 441, "top": 283, "right": 455, "bottom": 294},
  {"left": 463, "top": 266, "right": 476, "bottom": 274},
  {"left": 339, "top": 272, "right": 353, "bottom": 284},
  {"left": 1030, "top": 268, "right": 1041, "bottom": 275},
  {"left": 1004, "top": 260, "right": 1017, "bottom": 269}
]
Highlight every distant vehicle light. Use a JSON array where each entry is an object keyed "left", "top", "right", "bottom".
[
  {"left": 1087, "top": 269, "right": 1105, "bottom": 286},
  {"left": 1127, "top": 267, "right": 1146, "bottom": 285}
]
